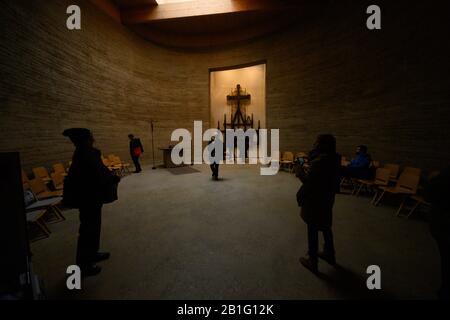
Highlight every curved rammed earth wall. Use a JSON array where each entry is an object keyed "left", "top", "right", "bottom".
[{"left": 1, "top": 0, "right": 449, "bottom": 174}]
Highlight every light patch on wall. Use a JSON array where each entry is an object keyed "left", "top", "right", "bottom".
[{"left": 210, "top": 64, "right": 266, "bottom": 130}]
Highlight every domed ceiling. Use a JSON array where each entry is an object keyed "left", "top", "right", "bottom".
[{"left": 92, "top": 0, "right": 324, "bottom": 49}]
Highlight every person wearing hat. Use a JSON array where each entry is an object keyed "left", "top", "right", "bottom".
[{"left": 63, "top": 128, "right": 120, "bottom": 277}]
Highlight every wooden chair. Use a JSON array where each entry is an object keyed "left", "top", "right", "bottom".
[
  {"left": 32, "top": 166, "right": 52, "bottom": 183},
  {"left": 401, "top": 166, "right": 421, "bottom": 177},
  {"left": 373, "top": 172, "right": 420, "bottom": 207},
  {"left": 24, "top": 188, "right": 65, "bottom": 223},
  {"left": 383, "top": 163, "right": 400, "bottom": 182},
  {"left": 371, "top": 160, "right": 381, "bottom": 168},
  {"left": 27, "top": 209, "right": 51, "bottom": 241},
  {"left": 353, "top": 167, "right": 390, "bottom": 198},
  {"left": 51, "top": 172, "right": 64, "bottom": 190},
  {"left": 102, "top": 156, "right": 122, "bottom": 174},
  {"left": 53, "top": 163, "right": 67, "bottom": 176},
  {"left": 22, "top": 169, "right": 30, "bottom": 187},
  {"left": 29, "top": 178, "right": 63, "bottom": 200},
  {"left": 396, "top": 194, "right": 430, "bottom": 218},
  {"left": 340, "top": 156, "right": 350, "bottom": 167},
  {"left": 280, "top": 151, "right": 294, "bottom": 172},
  {"left": 295, "top": 152, "right": 307, "bottom": 159},
  {"left": 113, "top": 155, "right": 131, "bottom": 174}
]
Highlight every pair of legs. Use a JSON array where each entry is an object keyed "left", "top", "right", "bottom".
[
  {"left": 210, "top": 163, "right": 219, "bottom": 180},
  {"left": 77, "top": 203, "right": 103, "bottom": 270},
  {"left": 300, "top": 223, "right": 335, "bottom": 273},
  {"left": 132, "top": 155, "right": 142, "bottom": 172},
  {"left": 307, "top": 224, "right": 335, "bottom": 262}
]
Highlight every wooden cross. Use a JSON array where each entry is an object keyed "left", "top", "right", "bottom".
[{"left": 226, "top": 84, "right": 251, "bottom": 129}]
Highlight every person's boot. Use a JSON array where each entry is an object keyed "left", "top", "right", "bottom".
[
  {"left": 318, "top": 251, "right": 336, "bottom": 266},
  {"left": 299, "top": 256, "right": 318, "bottom": 274},
  {"left": 81, "top": 265, "right": 102, "bottom": 277},
  {"left": 94, "top": 252, "right": 110, "bottom": 263}
]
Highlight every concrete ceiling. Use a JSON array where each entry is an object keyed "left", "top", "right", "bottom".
[{"left": 93, "top": 0, "right": 321, "bottom": 49}]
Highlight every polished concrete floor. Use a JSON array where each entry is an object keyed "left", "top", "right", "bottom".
[{"left": 31, "top": 164, "right": 440, "bottom": 299}]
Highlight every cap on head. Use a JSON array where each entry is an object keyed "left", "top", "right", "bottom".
[{"left": 62, "top": 128, "right": 92, "bottom": 146}]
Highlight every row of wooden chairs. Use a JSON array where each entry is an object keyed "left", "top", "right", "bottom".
[
  {"left": 282, "top": 152, "right": 430, "bottom": 219},
  {"left": 23, "top": 154, "right": 131, "bottom": 241},
  {"left": 279, "top": 151, "right": 307, "bottom": 172},
  {"left": 350, "top": 163, "right": 430, "bottom": 219},
  {"left": 102, "top": 154, "right": 131, "bottom": 176},
  {"left": 22, "top": 168, "right": 66, "bottom": 241}
]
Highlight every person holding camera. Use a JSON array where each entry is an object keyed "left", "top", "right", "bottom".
[{"left": 295, "top": 134, "right": 340, "bottom": 274}]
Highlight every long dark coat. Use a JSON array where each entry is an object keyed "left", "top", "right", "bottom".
[
  {"left": 64, "top": 147, "right": 117, "bottom": 207},
  {"left": 129, "top": 138, "right": 144, "bottom": 157},
  {"left": 425, "top": 167, "right": 450, "bottom": 245},
  {"left": 296, "top": 153, "right": 339, "bottom": 229}
]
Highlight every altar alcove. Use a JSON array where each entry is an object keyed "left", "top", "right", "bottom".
[{"left": 210, "top": 63, "right": 266, "bottom": 132}]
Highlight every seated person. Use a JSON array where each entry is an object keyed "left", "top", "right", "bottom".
[{"left": 341, "top": 145, "right": 372, "bottom": 179}]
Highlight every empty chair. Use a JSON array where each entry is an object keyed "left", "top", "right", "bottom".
[
  {"left": 52, "top": 163, "right": 67, "bottom": 176},
  {"left": 371, "top": 160, "right": 381, "bottom": 168},
  {"left": 115, "top": 155, "right": 131, "bottom": 173},
  {"left": 51, "top": 172, "right": 64, "bottom": 190},
  {"left": 341, "top": 156, "right": 350, "bottom": 166},
  {"left": 29, "top": 178, "right": 63, "bottom": 200},
  {"left": 295, "top": 152, "right": 308, "bottom": 159},
  {"left": 373, "top": 172, "right": 421, "bottom": 207},
  {"left": 402, "top": 166, "right": 421, "bottom": 177},
  {"left": 32, "top": 166, "right": 52, "bottom": 183},
  {"left": 102, "top": 156, "right": 122, "bottom": 173},
  {"left": 23, "top": 188, "right": 65, "bottom": 223},
  {"left": 353, "top": 167, "right": 390, "bottom": 197},
  {"left": 27, "top": 209, "right": 51, "bottom": 240},
  {"left": 280, "top": 151, "right": 294, "bottom": 172},
  {"left": 383, "top": 163, "right": 400, "bottom": 181},
  {"left": 396, "top": 194, "right": 430, "bottom": 218}
]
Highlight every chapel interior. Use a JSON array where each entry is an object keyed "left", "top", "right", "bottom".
[{"left": 1, "top": 0, "right": 450, "bottom": 299}]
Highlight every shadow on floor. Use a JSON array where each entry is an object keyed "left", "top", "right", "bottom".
[{"left": 317, "top": 264, "right": 397, "bottom": 299}]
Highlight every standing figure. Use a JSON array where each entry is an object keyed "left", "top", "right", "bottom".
[
  {"left": 425, "top": 167, "right": 450, "bottom": 300},
  {"left": 208, "top": 136, "right": 219, "bottom": 181},
  {"left": 295, "top": 134, "right": 340, "bottom": 274},
  {"left": 63, "top": 128, "right": 120, "bottom": 277},
  {"left": 128, "top": 134, "right": 144, "bottom": 173}
]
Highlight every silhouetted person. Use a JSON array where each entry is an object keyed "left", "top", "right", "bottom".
[
  {"left": 128, "top": 134, "right": 144, "bottom": 173},
  {"left": 309, "top": 146, "right": 342, "bottom": 193},
  {"left": 341, "top": 145, "right": 372, "bottom": 179},
  {"left": 208, "top": 136, "right": 219, "bottom": 180},
  {"left": 63, "top": 128, "right": 120, "bottom": 277},
  {"left": 425, "top": 167, "right": 450, "bottom": 300},
  {"left": 295, "top": 134, "right": 340, "bottom": 274}
]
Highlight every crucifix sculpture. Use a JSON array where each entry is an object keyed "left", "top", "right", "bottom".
[{"left": 223, "top": 84, "right": 253, "bottom": 130}]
